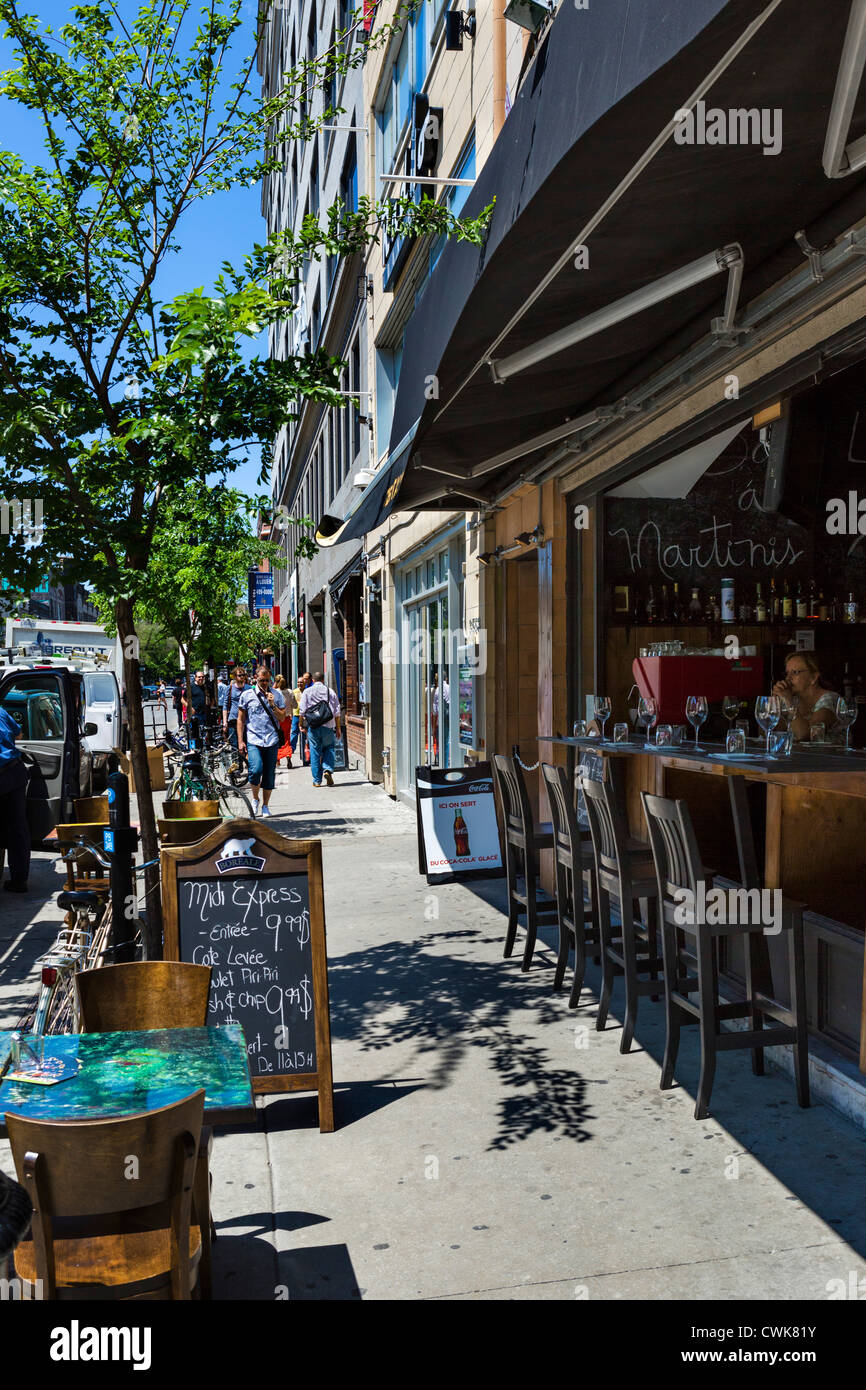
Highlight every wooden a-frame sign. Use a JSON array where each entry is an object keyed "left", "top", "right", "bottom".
[{"left": 162, "top": 818, "right": 335, "bottom": 1132}]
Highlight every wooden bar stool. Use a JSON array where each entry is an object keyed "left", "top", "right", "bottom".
[
  {"left": 492, "top": 753, "right": 557, "bottom": 971},
  {"left": 581, "top": 775, "right": 663, "bottom": 1054},
  {"left": 641, "top": 790, "right": 810, "bottom": 1121},
  {"left": 540, "top": 763, "right": 599, "bottom": 1006}
]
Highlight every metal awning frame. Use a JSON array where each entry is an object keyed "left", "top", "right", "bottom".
[{"left": 823, "top": 0, "right": 866, "bottom": 178}]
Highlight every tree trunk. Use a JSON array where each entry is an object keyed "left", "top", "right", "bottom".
[
  {"left": 182, "top": 641, "right": 192, "bottom": 731},
  {"left": 115, "top": 596, "right": 163, "bottom": 958}
]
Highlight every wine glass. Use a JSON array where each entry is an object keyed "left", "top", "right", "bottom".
[
  {"left": 755, "top": 694, "right": 781, "bottom": 754},
  {"left": 722, "top": 695, "right": 740, "bottom": 730},
  {"left": 637, "top": 695, "right": 657, "bottom": 741},
  {"left": 593, "top": 694, "right": 611, "bottom": 742},
  {"left": 836, "top": 696, "right": 858, "bottom": 753},
  {"left": 685, "top": 695, "right": 708, "bottom": 750}
]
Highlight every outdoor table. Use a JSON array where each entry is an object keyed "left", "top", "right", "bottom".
[{"left": 0, "top": 1023, "right": 255, "bottom": 1133}]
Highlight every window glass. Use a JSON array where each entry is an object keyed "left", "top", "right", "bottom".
[
  {"left": 85, "top": 674, "right": 117, "bottom": 704},
  {"left": 396, "top": 37, "right": 411, "bottom": 136},
  {"left": 439, "top": 550, "right": 448, "bottom": 581},
  {"left": 414, "top": 4, "right": 427, "bottom": 90},
  {"left": 0, "top": 676, "right": 64, "bottom": 740},
  {"left": 426, "top": 558, "right": 435, "bottom": 588}
]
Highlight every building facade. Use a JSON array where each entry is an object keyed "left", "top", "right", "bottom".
[{"left": 259, "top": 0, "right": 370, "bottom": 770}]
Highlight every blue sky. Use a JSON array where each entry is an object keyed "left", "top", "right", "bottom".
[{"left": 0, "top": 0, "right": 269, "bottom": 500}]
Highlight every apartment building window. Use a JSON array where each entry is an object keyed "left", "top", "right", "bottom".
[
  {"left": 311, "top": 285, "right": 320, "bottom": 347},
  {"left": 338, "top": 0, "right": 351, "bottom": 54},
  {"left": 351, "top": 337, "right": 361, "bottom": 462},
  {"left": 340, "top": 139, "right": 358, "bottom": 217},
  {"left": 310, "top": 145, "right": 319, "bottom": 219},
  {"left": 429, "top": 135, "right": 476, "bottom": 275}
]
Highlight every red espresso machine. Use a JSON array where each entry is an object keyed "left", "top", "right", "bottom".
[{"left": 633, "top": 652, "right": 764, "bottom": 726}]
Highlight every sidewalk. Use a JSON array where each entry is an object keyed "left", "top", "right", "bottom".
[{"left": 3, "top": 761, "right": 866, "bottom": 1300}]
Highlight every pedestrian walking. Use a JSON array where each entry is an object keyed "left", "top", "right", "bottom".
[
  {"left": 273, "top": 675, "right": 294, "bottom": 768},
  {"left": 237, "top": 665, "right": 285, "bottom": 816},
  {"left": 222, "top": 667, "right": 248, "bottom": 749},
  {"left": 0, "top": 704, "right": 30, "bottom": 893},
  {"left": 292, "top": 672, "right": 310, "bottom": 766},
  {"left": 299, "top": 671, "right": 341, "bottom": 788},
  {"left": 157, "top": 678, "right": 167, "bottom": 713}
]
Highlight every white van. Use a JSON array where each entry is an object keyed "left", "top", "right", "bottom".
[{"left": 83, "top": 669, "right": 124, "bottom": 753}]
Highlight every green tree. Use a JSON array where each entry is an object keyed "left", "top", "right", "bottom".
[{"left": 0, "top": 0, "right": 493, "bottom": 952}]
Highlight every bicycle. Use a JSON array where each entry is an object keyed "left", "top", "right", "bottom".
[
  {"left": 161, "top": 739, "right": 253, "bottom": 819},
  {"left": 15, "top": 838, "right": 156, "bottom": 1036}
]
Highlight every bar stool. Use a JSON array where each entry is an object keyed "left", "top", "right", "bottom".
[
  {"left": 492, "top": 753, "right": 557, "bottom": 971},
  {"left": 540, "top": 763, "right": 599, "bottom": 1006},
  {"left": 581, "top": 775, "right": 663, "bottom": 1054},
  {"left": 641, "top": 790, "right": 810, "bottom": 1121}
]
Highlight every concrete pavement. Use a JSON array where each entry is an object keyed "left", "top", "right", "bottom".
[{"left": 3, "top": 757, "right": 866, "bottom": 1301}]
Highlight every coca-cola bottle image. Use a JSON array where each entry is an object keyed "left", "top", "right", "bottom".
[{"left": 453, "top": 807, "right": 470, "bottom": 858}]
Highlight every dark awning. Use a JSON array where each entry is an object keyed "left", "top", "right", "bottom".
[
  {"left": 316, "top": 423, "right": 417, "bottom": 546},
  {"left": 369, "top": 0, "right": 866, "bottom": 515},
  {"left": 329, "top": 548, "right": 363, "bottom": 605}
]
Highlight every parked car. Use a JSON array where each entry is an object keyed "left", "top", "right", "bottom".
[{"left": 0, "top": 665, "right": 95, "bottom": 843}]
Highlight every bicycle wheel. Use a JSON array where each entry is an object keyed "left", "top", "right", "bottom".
[
  {"left": 212, "top": 744, "right": 249, "bottom": 789},
  {"left": 218, "top": 784, "right": 254, "bottom": 819}
]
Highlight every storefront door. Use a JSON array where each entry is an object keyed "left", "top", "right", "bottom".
[{"left": 398, "top": 538, "right": 463, "bottom": 795}]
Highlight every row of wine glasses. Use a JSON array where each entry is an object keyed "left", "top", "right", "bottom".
[{"left": 591, "top": 694, "right": 859, "bottom": 750}]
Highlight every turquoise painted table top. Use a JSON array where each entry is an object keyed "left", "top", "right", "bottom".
[{"left": 0, "top": 1024, "right": 254, "bottom": 1127}]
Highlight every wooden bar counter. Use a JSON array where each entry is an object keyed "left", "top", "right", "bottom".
[{"left": 540, "top": 735, "right": 866, "bottom": 1068}]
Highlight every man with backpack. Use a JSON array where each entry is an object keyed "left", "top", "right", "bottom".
[{"left": 298, "top": 670, "right": 341, "bottom": 788}]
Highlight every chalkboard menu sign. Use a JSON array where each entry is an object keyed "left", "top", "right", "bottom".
[{"left": 161, "top": 819, "right": 334, "bottom": 1131}]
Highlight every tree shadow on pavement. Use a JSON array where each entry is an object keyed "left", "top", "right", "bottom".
[
  {"left": 327, "top": 928, "right": 593, "bottom": 1152},
  {"left": 264, "top": 1079, "right": 426, "bottom": 1133}
]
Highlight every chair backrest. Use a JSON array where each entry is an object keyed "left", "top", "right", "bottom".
[
  {"left": 76, "top": 961, "right": 212, "bottom": 1033},
  {"left": 493, "top": 753, "right": 535, "bottom": 841},
  {"left": 580, "top": 773, "right": 628, "bottom": 879},
  {"left": 7, "top": 1089, "right": 204, "bottom": 1220},
  {"left": 640, "top": 791, "right": 705, "bottom": 925},
  {"left": 541, "top": 763, "right": 582, "bottom": 866}
]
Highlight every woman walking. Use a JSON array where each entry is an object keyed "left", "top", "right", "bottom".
[{"left": 273, "top": 675, "right": 294, "bottom": 769}]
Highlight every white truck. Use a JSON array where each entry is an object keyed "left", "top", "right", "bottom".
[
  {"left": 3, "top": 617, "right": 123, "bottom": 672},
  {"left": 2, "top": 618, "right": 129, "bottom": 779}
]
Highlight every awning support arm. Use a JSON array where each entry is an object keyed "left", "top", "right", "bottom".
[{"left": 823, "top": 0, "right": 866, "bottom": 178}]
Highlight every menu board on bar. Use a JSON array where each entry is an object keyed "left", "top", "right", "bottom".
[
  {"left": 416, "top": 762, "right": 504, "bottom": 886},
  {"left": 161, "top": 819, "right": 335, "bottom": 1131}
]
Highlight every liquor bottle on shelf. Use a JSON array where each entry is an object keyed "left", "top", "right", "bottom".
[
  {"left": 738, "top": 599, "right": 752, "bottom": 624},
  {"left": 782, "top": 577, "right": 794, "bottom": 620},
  {"left": 660, "top": 584, "right": 670, "bottom": 623},
  {"left": 818, "top": 591, "right": 829, "bottom": 622},
  {"left": 721, "top": 577, "right": 735, "bottom": 623},
  {"left": 795, "top": 580, "right": 808, "bottom": 620},
  {"left": 770, "top": 575, "right": 780, "bottom": 621},
  {"left": 705, "top": 593, "right": 721, "bottom": 623},
  {"left": 632, "top": 587, "right": 645, "bottom": 624},
  {"left": 688, "top": 587, "right": 703, "bottom": 622},
  {"left": 671, "top": 582, "right": 683, "bottom": 623},
  {"left": 646, "top": 584, "right": 657, "bottom": 624},
  {"left": 808, "top": 577, "right": 818, "bottom": 619},
  {"left": 755, "top": 583, "right": 768, "bottom": 623},
  {"left": 845, "top": 592, "right": 859, "bottom": 624}
]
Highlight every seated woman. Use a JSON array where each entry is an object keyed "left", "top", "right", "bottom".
[{"left": 772, "top": 651, "right": 843, "bottom": 743}]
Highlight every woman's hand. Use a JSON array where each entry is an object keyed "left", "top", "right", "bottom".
[{"left": 772, "top": 678, "right": 791, "bottom": 698}]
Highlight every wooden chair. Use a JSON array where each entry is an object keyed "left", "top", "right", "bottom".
[
  {"left": 540, "top": 763, "right": 599, "bottom": 1006},
  {"left": 7, "top": 1090, "right": 205, "bottom": 1300},
  {"left": 581, "top": 775, "right": 662, "bottom": 1054},
  {"left": 641, "top": 790, "right": 809, "bottom": 1120},
  {"left": 75, "top": 962, "right": 215, "bottom": 1297},
  {"left": 492, "top": 753, "right": 557, "bottom": 971}
]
